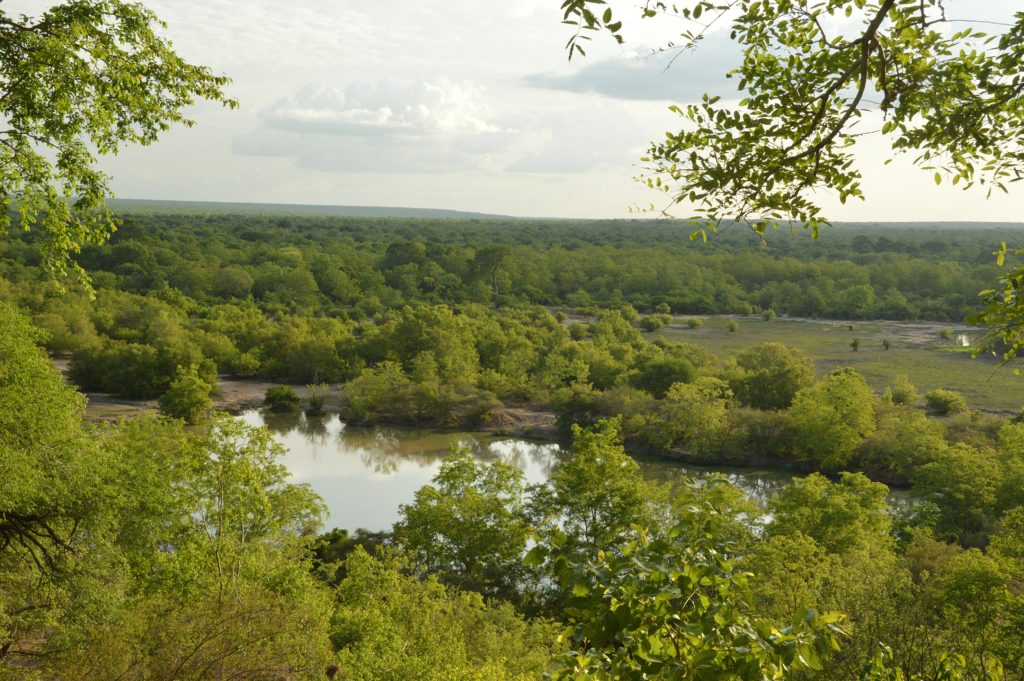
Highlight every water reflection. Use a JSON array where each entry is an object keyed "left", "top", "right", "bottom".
[
  {"left": 637, "top": 458, "right": 790, "bottom": 505},
  {"left": 240, "top": 410, "right": 561, "bottom": 531},
  {"left": 239, "top": 410, "right": 855, "bottom": 533}
]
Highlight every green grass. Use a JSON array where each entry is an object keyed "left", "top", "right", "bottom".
[{"left": 650, "top": 315, "right": 1024, "bottom": 413}]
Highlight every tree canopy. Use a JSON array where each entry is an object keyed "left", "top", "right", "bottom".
[
  {"left": 0, "top": 1, "right": 236, "bottom": 281},
  {"left": 557, "top": 0, "right": 1024, "bottom": 357}
]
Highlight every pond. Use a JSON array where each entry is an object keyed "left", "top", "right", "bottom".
[{"left": 241, "top": 409, "right": 795, "bottom": 532}]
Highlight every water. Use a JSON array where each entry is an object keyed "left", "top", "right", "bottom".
[{"left": 241, "top": 409, "right": 795, "bottom": 532}]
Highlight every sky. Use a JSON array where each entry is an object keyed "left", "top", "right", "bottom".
[{"left": 11, "top": 0, "right": 1024, "bottom": 220}]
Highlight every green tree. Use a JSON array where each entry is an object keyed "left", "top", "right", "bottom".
[
  {"left": 332, "top": 548, "right": 559, "bottom": 680},
  {"left": 393, "top": 449, "right": 531, "bottom": 600},
  {"left": 541, "top": 478, "right": 847, "bottom": 680},
  {"left": 529, "top": 420, "right": 663, "bottom": 558},
  {"left": 644, "top": 376, "right": 731, "bottom": 453},
  {"left": 925, "top": 389, "right": 968, "bottom": 415},
  {"left": 731, "top": 342, "right": 815, "bottom": 410},
  {"left": 789, "top": 368, "right": 876, "bottom": 470},
  {"left": 0, "top": 1, "right": 235, "bottom": 280},
  {"left": 767, "top": 472, "right": 892, "bottom": 555},
  {"left": 157, "top": 364, "right": 213, "bottom": 424}
]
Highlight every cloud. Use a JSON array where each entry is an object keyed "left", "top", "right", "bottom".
[
  {"left": 234, "top": 79, "right": 528, "bottom": 173},
  {"left": 522, "top": 33, "right": 743, "bottom": 101},
  {"left": 261, "top": 80, "right": 502, "bottom": 138},
  {"left": 506, "top": 105, "right": 644, "bottom": 173}
]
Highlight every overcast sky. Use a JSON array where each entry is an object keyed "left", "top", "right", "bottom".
[{"left": 12, "top": 0, "right": 1024, "bottom": 219}]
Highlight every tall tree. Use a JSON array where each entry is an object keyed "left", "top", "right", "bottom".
[{"left": 0, "top": 1, "right": 236, "bottom": 280}]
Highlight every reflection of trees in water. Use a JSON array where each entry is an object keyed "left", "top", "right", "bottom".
[
  {"left": 260, "top": 410, "right": 301, "bottom": 434},
  {"left": 260, "top": 411, "right": 331, "bottom": 445},
  {"left": 344, "top": 430, "right": 491, "bottom": 475},
  {"left": 488, "top": 440, "right": 562, "bottom": 479},
  {"left": 638, "top": 461, "right": 790, "bottom": 507}
]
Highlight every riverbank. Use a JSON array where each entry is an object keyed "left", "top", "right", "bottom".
[{"left": 53, "top": 358, "right": 560, "bottom": 439}]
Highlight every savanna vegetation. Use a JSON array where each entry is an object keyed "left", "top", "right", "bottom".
[{"left": 5, "top": 0, "right": 1024, "bottom": 678}]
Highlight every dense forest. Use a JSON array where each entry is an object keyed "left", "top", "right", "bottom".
[{"left": 4, "top": 211, "right": 1024, "bottom": 678}]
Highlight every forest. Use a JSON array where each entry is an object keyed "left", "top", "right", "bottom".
[
  {"left": 4, "top": 210, "right": 1024, "bottom": 679},
  {"left": 5, "top": 0, "right": 1024, "bottom": 678}
]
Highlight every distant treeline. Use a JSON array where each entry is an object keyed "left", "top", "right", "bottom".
[{"left": 1, "top": 213, "right": 1014, "bottom": 322}]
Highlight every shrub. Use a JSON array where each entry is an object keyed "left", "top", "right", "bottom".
[
  {"left": 638, "top": 314, "right": 671, "bottom": 332},
  {"left": 939, "top": 327, "right": 953, "bottom": 339},
  {"left": 885, "top": 375, "right": 918, "bottom": 406},
  {"left": 762, "top": 309, "right": 776, "bottom": 321},
  {"left": 727, "top": 319, "right": 739, "bottom": 333},
  {"left": 850, "top": 338, "right": 860, "bottom": 352},
  {"left": 264, "top": 385, "right": 300, "bottom": 412},
  {"left": 686, "top": 318, "right": 703, "bottom": 329},
  {"left": 924, "top": 389, "right": 967, "bottom": 415},
  {"left": 306, "top": 383, "right": 330, "bottom": 415},
  {"left": 654, "top": 303, "right": 671, "bottom": 314},
  {"left": 158, "top": 365, "right": 213, "bottom": 424}
]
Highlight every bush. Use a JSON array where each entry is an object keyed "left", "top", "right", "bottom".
[
  {"left": 885, "top": 375, "right": 918, "bottom": 406},
  {"left": 306, "top": 383, "right": 330, "bottom": 415},
  {"left": 638, "top": 314, "right": 671, "bottom": 332},
  {"left": 158, "top": 365, "right": 213, "bottom": 424},
  {"left": 762, "top": 309, "right": 776, "bottom": 321},
  {"left": 939, "top": 327, "right": 953, "bottom": 339},
  {"left": 686, "top": 318, "right": 703, "bottom": 329},
  {"left": 924, "top": 389, "right": 967, "bottom": 415},
  {"left": 264, "top": 385, "right": 300, "bottom": 412},
  {"left": 654, "top": 303, "right": 671, "bottom": 314},
  {"left": 850, "top": 338, "right": 860, "bottom": 352},
  {"left": 727, "top": 320, "right": 739, "bottom": 333}
]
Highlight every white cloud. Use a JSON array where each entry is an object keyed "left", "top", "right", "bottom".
[
  {"left": 523, "top": 34, "right": 743, "bottom": 102},
  {"left": 234, "top": 79, "right": 651, "bottom": 175},
  {"left": 261, "top": 80, "right": 503, "bottom": 137}
]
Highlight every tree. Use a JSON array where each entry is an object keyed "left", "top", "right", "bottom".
[
  {"left": 557, "top": 1, "right": 1024, "bottom": 361},
  {"left": 557, "top": 1, "right": 1023, "bottom": 234},
  {"left": 529, "top": 420, "right": 663, "bottom": 558},
  {"left": 0, "top": 1, "right": 236, "bottom": 280},
  {"left": 789, "top": 368, "right": 876, "bottom": 469},
  {"left": 541, "top": 478, "right": 848, "bottom": 680},
  {"left": 332, "top": 548, "right": 559, "bottom": 680},
  {"left": 644, "top": 376, "right": 731, "bottom": 452},
  {"left": 767, "top": 472, "right": 892, "bottom": 555},
  {"left": 925, "top": 389, "right": 968, "bottom": 415},
  {"left": 157, "top": 364, "right": 213, "bottom": 424},
  {"left": 393, "top": 449, "right": 531, "bottom": 600},
  {"left": 730, "top": 342, "right": 815, "bottom": 410}
]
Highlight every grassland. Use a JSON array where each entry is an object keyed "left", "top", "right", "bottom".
[{"left": 648, "top": 315, "right": 1023, "bottom": 413}]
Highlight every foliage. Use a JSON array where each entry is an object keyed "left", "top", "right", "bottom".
[
  {"left": 644, "top": 376, "right": 731, "bottom": 452},
  {"left": 157, "top": 364, "right": 213, "bottom": 424},
  {"left": 265, "top": 385, "right": 301, "bottom": 412},
  {"left": 558, "top": 1, "right": 1024, "bottom": 236},
  {"left": 0, "top": 1, "right": 236, "bottom": 280},
  {"left": 884, "top": 374, "right": 918, "bottom": 407},
  {"left": 332, "top": 548, "right": 559, "bottom": 680},
  {"left": 305, "top": 382, "right": 331, "bottom": 415},
  {"left": 543, "top": 478, "right": 847, "bottom": 680},
  {"left": 393, "top": 449, "right": 530, "bottom": 600},
  {"left": 767, "top": 472, "right": 892, "bottom": 555},
  {"left": 789, "top": 368, "right": 877, "bottom": 470},
  {"left": 530, "top": 420, "right": 664, "bottom": 560},
  {"left": 924, "top": 389, "right": 968, "bottom": 415},
  {"left": 731, "top": 342, "right": 815, "bottom": 410}
]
